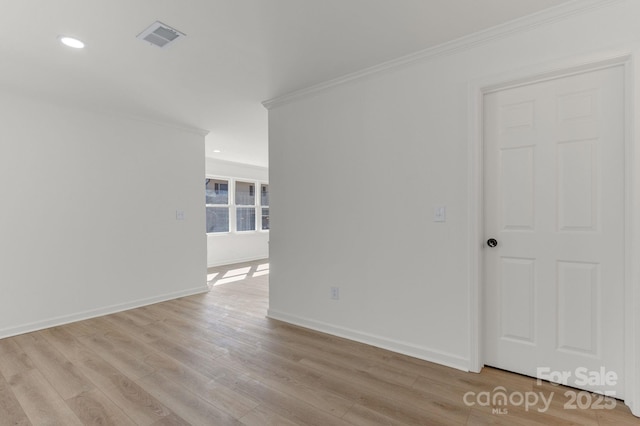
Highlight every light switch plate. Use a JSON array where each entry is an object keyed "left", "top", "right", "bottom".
[
  {"left": 176, "top": 210, "right": 185, "bottom": 220},
  {"left": 434, "top": 206, "right": 446, "bottom": 222}
]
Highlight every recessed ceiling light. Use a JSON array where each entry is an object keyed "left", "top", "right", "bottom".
[
  {"left": 59, "top": 36, "right": 85, "bottom": 49},
  {"left": 213, "top": 149, "right": 221, "bottom": 153}
]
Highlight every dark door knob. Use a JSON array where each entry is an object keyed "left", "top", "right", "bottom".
[{"left": 487, "top": 238, "right": 498, "bottom": 248}]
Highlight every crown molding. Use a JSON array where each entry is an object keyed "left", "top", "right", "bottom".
[{"left": 263, "top": 0, "right": 623, "bottom": 110}]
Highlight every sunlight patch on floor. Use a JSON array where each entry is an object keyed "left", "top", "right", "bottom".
[
  {"left": 208, "top": 261, "right": 269, "bottom": 287},
  {"left": 223, "top": 267, "right": 251, "bottom": 278},
  {"left": 214, "top": 275, "right": 248, "bottom": 286}
]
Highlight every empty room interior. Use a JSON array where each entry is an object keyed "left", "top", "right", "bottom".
[{"left": 2, "top": 0, "right": 640, "bottom": 424}]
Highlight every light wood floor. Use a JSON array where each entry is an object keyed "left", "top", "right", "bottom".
[{"left": 1, "top": 259, "right": 639, "bottom": 425}]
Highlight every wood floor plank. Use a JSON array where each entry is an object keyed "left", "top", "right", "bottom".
[
  {"left": 100, "top": 328, "right": 158, "bottom": 360},
  {"left": 137, "top": 372, "right": 242, "bottom": 425},
  {"left": 410, "top": 370, "right": 538, "bottom": 411},
  {"left": 0, "top": 372, "right": 31, "bottom": 426},
  {"left": 13, "top": 332, "right": 94, "bottom": 400},
  {"left": 112, "top": 309, "right": 157, "bottom": 327},
  {"left": 258, "top": 326, "right": 420, "bottom": 389},
  {"left": 8, "top": 369, "right": 83, "bottom": 425},
  {"left": 0, "top": 338, "right": 21, "bottom": 357},
  {"left": 62, "top": 316, "right": 116, "bottom": 338},
  {"left": 38, "top": 327, "right": 93, "bottom": 365},
  {"left": 466, "top": 408, "right": 541, "bottom": 426},
  {"left": 215, "top": 348, "right": 354, "bottom": 418},
  {"left": 341, "top": 403, "right": 411, "bottom": 426},
  {"left": 143, "top": 351, "right": 259, "bottom": 419},
  {"left": 75, "top": 332, "right": 155, "bottom": 380},
  {"left": 529, "top": 381, "right": 601, "bottom": 426},
  {"left": 66, "top": 389, "right": 137, "bottom": 426},
  {"left": 294, "top": 348, "right": 471, "bottom": 424},
  {"left": 149, "top": 413, "right": 191, "bottom": 426},
  {"left": 97, "top": 380, "right": 171, "bottom": 426},
  {"left": 133, "top": 305, "right": 171, "bottom": 323},
  {"left": 597, "top": 403, "right": 640, "bottom": 425},
  {"left": 0, "top": 347, "right": 34, "bottom": 381},
  {"left": 150, "top": 317, "right": 230, "bottom": 359},
  {"left": 145, "top": 337, "right": 230, "bottom": 382},
  {"left": 50, "top": 338, "right": 171, "bottom": 425},
  {"left": 231, "top": 375, "right": 352, "bottom": 426},
  {"left": 238, "top": 404, "right": 301, "bottom": 426},
  {"left": 102, "top": 313, "right": 163, "bottom": 344},
  {"left": 246, "top": 364, "right": 353, "bottom": 418},
  {"left": 0, "top": 259, "right": 638, "bottom": 425},
  {"left": 136, "top": 303, "right": 232, "bottom": 349},
  {"left": 272, "top": 326, "right": 421, "bottom": 388}
]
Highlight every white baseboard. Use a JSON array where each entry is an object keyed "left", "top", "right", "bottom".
[
  {"left": 207, "top": 255, "right": 269, "bottom": 268},
  {"left": 0, "top": 285, "right": 209, "bottom": 340},
  {"left": 267, "top": 309, "right": 470, "bottom": 372}
]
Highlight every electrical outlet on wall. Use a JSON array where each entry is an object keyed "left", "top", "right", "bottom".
[
  {"left": 330, "top": 286, "right": 340, "bottom": 300},
  {"left": 434, "top": 206, "right": 446, "bottom": 222}
]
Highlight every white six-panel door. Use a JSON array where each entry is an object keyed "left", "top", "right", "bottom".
[{"left": 483, "top": 65, "right": 625, "bottom": 396}]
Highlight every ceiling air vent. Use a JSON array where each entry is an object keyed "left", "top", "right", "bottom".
[{"left": 137, "top": 21, "right": 185, "bottom": 48}]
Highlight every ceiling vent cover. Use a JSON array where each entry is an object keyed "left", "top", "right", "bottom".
[{"left": 137, "top": 21, "right": 185, "bottom": 48}]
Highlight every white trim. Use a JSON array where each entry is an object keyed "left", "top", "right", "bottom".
[
  {"left": 467, "top": 77, "right": 484, "bottom": 374},
  {"left": 267, "top": 309, "right": 469, "bottom": 371},
  {"left": 263, "top": 0, "right": 622, "bottom": 110},
  {"left": 468, "top": 52, "right": 638, "bottom": 416},
  {"left": 0, "top": 286, "right": 209, "bottom": 340},
  {"left": 625, "top": 50, "right": 640, "bottom": 417},
  {"left": 208, "top": 255, "right": 269, "bottom": 269}
]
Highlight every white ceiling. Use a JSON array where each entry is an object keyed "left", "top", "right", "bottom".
[{"left": 0, "top": 0, "right": 572, "bottom": 167}]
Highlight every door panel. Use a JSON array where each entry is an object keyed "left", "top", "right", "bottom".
[
  {"left": 500, "top": 257, "right": 535, "bottom": 343},
  {"left": 484, "top": 65, "right": 624, "bottom": 397},
  {"left": 557, "top": 261, "right": 599, "bottom": 355},
  {"left": 500, "top": 147, "right": 535, "bottom": 230},
  {"left": 557, "top": 139, "right": 598, "bottom": 231}
]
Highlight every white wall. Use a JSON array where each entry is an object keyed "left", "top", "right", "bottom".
[
  {"left": 0, "top": 92, "right": 207, "bottom": 338},
  {"left": 267, "top": 0, "right": 640, "bottom": 372},
  {"left": 206, "top": 158, "right": 269, "bottom": 267}
]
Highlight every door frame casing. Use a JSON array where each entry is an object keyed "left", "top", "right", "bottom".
[{"left": 467, "top": 51, "right": 639, "bottom": 415}]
